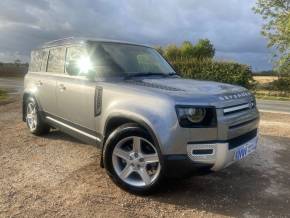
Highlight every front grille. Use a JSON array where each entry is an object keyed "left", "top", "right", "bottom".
[
  {"left": 223, "top": 101, "right": 255, "bottom": 115},
  {"left": 228, "top": 129, "right": 257, "bottom": 150},
  {"left": 229, "top": 118, "right": 258, "bottom": 129}
]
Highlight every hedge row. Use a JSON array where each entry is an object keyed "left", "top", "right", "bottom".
[
  {"left": 267, "top": 77, "right": 290, "bottom": 93},
  {"left": 170, "top": 58, "right": 254, "bottom": 89}
]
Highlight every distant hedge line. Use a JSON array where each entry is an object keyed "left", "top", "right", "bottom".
[
  {"left": 267, "top": 77, "right": 290, "bottom": 93},
  {"left": 170, "top": 58, "right": 254, "bottom": 89}
]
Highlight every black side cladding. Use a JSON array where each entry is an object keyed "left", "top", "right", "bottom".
[{"left": 95, "top": 86, "right": 103, "bottom": 116}]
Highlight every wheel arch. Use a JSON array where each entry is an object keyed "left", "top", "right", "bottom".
[
  {"left": 100, "top": 114, "right": 161, "bottom": 168},
  {"left": 103, "top": 115, "right": 160, "bottom": 147},
  {"left": 22, "top": 92, "right": 42, "bottom": 122}
]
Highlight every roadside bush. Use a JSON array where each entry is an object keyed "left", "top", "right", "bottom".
[
  {"left": 171, "top": 58, "right": 254, "bottom": 88},
  {"left": 267, "top": 77, "right": 290, "bottom": 93}
]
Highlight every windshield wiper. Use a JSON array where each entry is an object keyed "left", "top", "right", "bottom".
[
  {"left": 124, "top": 72, "right": 168, "bottom": 79},
  {"left": 124, "top": 72, "right": 179, "bottom": 80},
  {"left": 168, "top": 72, "right": 178, "bottom": 76}
]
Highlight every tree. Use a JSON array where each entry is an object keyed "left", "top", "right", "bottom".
[
  {"left": 164, "top": 45, "right": 181, "bottom": 60},
  {"left": 180, "top": 41, "right": 195, "bottom": 58},
  {"left": 193, "top": 39, "right": 215, "bottom": 59},
  {"left": 253, "top": 0, "right": 290, "bottom": 75}
]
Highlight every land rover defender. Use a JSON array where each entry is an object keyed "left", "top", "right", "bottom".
[{"left": 23, "top": 38, "right": 259, "bottom": 194}]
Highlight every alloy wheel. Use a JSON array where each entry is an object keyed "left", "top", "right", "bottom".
[
  {"left": 26, "top": 102, "right": 38, "bottom": 131},
  {"left": 112, "top": 136, "right": 161, "bottom": 187}
]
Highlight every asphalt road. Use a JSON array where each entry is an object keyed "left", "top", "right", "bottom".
[
  {"left": 0, "top": 77, "right": 289, "bottom": 114},
  {"left": 257, "top": 99, "right": 290, "bottom": 114}
]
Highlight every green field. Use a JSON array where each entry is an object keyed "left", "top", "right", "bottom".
[{"left": 0, "top": 89, "right": 7, "bottom": 100}]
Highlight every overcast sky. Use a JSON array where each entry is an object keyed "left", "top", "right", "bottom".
[{"left": 0, "top": 0, "right": 273, "bottom": 71}]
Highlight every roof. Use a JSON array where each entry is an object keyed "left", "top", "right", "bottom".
[{"left": 40, "top": 37, "right": 152, "bottom": 49}]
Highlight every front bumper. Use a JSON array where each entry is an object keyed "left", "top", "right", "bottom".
[
  {"left": 186, "top": 130, "right": 258, "bottom": 171},
  {"left": 163, "top": 129, "right": 258, "bottom": 177}
]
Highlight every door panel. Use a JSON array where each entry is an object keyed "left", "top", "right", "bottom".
[
  {"left": 56, "top": 76, "right": 96, "bottom": 131},
  {"left": 29, "top": 49, "right": 57, "bottom": 114},
  {"left": 33, "top": 73, "right": 57, "bottom": 115}
]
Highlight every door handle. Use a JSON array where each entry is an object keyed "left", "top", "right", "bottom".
[
  {"left": 59, "top": 84, "right": 66, "bottom": 91},
  {"left": 36, "top": 80, "right": 43, "bottom": 86}
]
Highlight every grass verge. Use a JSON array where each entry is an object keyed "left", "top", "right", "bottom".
[
  {"left": 255, "top": 91, "right": 290, "bottom": 101},
  {"left": 0, "top": 89, "right": 7, "bottom": 100}
]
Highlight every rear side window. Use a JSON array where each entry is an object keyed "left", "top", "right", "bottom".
[
  {"left": 40, "top": 49, "right": 49, "bottom": 72},
  {"left": 47, "top": 47, "right": 66, "bottom": 73},
  {"left": 29, "top": 50, "right": 43, "bottom": 72}
]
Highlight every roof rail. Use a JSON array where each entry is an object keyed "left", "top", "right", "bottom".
[
  {"left": 39, "top": 37, "right": 152, "bottom": 49},
  {"left": 44, "top": 37, "right": 75, "bottom": 45}
]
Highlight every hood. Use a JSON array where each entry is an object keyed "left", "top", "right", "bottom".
[
  {"left": 123, "top": 77, "right": 252, "bottom": 107},
  {"left": 141, "top": 77, "right": 245, "bottom": 94}
]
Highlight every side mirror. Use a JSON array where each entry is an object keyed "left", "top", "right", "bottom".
[{"left": 66, "top": 60, "right": 79, "bottom": 76}]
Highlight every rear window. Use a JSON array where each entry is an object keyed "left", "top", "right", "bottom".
[{"left": 47, "top": 47, "right": 66, "bottom": 73}]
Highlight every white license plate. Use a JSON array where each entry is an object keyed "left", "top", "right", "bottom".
[{"left": 234, "top": 137, "right": 258, "bottom": 161}]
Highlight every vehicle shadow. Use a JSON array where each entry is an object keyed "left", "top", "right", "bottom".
[
  {"left": 151, "top": 165, "right": 270, "bottom": 217},
  {"left": 149, "top": 135, "right": 290, "bottom": 217},
  {"left": 42, "top": 129, "right": 85, "bottom": 144}
]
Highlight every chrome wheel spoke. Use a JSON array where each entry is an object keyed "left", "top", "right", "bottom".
[
  {"left": 113, "top": 147, "right": 131, "bottom": 162},
  {"left": 143, "top": 153, "right": 159, "bottom": 164},
  {"left": 119, "top": 165, "right": 133, "bottom": 180},
  {"left": 138, "top": 168, "right": 151, "bottom": 185},
  {"left": 26, "top": 102, "right": 37, "bottom": 131},
  {"left": 27, "top": 104, "right": 33, "bottom": 113},
  {"left": 132, "top": 137, "right": 142, "bottom": 153},
  {"left": 32, "top": 108, "right": 36, "bottom": 115},
  {"left": 33, "top": 119, "right": 37, "bottom": 128}
]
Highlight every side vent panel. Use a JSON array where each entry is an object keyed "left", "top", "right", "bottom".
[{"left": 95, "top": 86, "right": 103, "bottom": 116}]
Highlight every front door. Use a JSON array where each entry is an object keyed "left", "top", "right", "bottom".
[
  {"left": 56, "top": 46, "right": 97, "bottom": 133},
  {"left": 56, "top": 76, "right": 97, "bottom": 132}
]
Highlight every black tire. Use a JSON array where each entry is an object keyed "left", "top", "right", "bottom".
[
  {"left": 25, "top": 97, "right": 50, "bottom": 135},
  {"left": 103, "top": 123, "right": 165, "bottom": 195}
]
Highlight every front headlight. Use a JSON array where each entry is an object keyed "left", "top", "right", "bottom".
[{"left": 176, "top": 106, "right": 216, "bottom": 128}]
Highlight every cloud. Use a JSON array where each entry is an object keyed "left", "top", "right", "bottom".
[{"left": 0, "top": 0, "right": 272, "bottom": 70}]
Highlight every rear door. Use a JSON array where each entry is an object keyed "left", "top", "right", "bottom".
[
  {"left": 56, "top": 46, "right": 97, "bottom": 132},
  {"left": 29, "top": 49, "right": 57, "bottom": 115}
]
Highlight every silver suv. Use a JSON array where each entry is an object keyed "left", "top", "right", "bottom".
[{"left": 23, "top": 38, "right": 259, "bottom": 194}]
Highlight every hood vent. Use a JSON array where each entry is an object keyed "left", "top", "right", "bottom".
[{"left": 126, "top": 80, "right": 184, "bottom": 91}]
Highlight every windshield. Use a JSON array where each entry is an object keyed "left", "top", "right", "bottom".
[{"left": 88, "top": 42, "right": 175, "bottom": 76}]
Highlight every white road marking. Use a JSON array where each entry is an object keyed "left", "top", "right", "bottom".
[
  {"left": 259, "top": 110, "right": 290, "bottom": 115},
  {"left": 260, "top": 120, "right": 290, "bottom": 127}
]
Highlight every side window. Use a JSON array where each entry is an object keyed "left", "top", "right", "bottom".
[
  {"left": 66, "top": 47, "right": 83, "bottom": 66},
  {"left": 65, "top": 46, "right": 86, "bottom": 75},
  {"left": 29, "top": 50, "right": 43, "bottom": 72},
  {"left": 40, "top": 49, "right": 49, "bottom": 72},
  {"left": 47, "top": 47, "right": 66, "bottom": 73}
]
